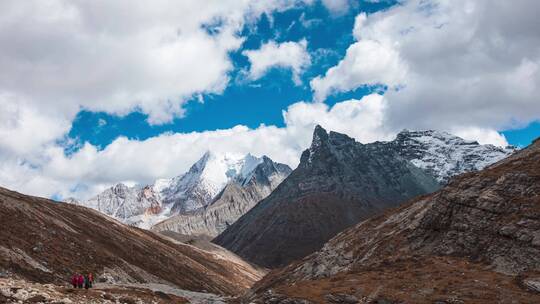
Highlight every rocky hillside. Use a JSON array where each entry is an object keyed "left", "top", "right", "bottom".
[
  {"left": 152, "top": 156, "right": 292, "bottom": 237},
  {"left": 214, "top": 126, "right": 440, "bottom": 268},
  {"left": 0, "top": 186, "right": 264, "bottom": 297},
  {"left": 72, "top": 152, "right": 291, "bottom": 231},
  {"left": 250, "top": 137, "right": 540, "bottom": 303}
]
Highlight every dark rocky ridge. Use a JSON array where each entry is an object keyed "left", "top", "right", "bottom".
[
  {"left": 250, "top": 136, "right": 540, "bottom": 303},
  {"left": 214, "top": 125, "right": 440, "bottom": 268}
]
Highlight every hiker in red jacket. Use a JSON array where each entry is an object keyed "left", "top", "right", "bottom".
[
  {"left": 77, "top": 273, "right": 84, "bottom": 289},
  {"left": 70, "top": 273, "right": 78, "bottom": 288}
]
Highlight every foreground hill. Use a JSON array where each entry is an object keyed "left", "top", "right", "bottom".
[
  {"left": 250, "top": 137, "right": 540, "bottom": 303},
  {"left": 0, "top": 186, "right": 264, "bottom": 297},
  {"left": 214, "top": 126, "right": 440, "bottom": 268}
]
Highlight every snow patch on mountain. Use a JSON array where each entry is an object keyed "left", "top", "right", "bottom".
[
  {"left": 69, "top": 129, "right": 514, "bottom": 232},
  {"left": 388, "top": 130, "right": 516, "bottom": 184},
  {"left": 70, "top": 152, "right": 286, "bottom": 230},
  {"left": 160, "top": 152, "right": 265, "bottom": 213}
]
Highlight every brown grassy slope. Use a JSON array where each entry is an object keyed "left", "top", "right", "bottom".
[
  {"left": 0, "top": 187, "right": 263, "bottom": 296},
  {"left": 250, "top": 137, "right": 540, "bottom": 303}
]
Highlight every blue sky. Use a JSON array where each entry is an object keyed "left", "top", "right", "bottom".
[
  {"left": 68, "top": 1, "right": 399, "bottom": 149},
  {"left": 67, "top": 0, "right": 538, "bottom": 151},
  {"left": 1, "top": 0, "right": 539, "bottom": 199}
]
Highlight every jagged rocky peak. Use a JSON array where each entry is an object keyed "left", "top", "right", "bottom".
[
  {"left": 301, "top": 125, "right": 356, "bottom": 167},
  {"left": 308, "top": 125, "right": 356, "bottom": 150},
  {"left": 162, "top": 151, "right": 268, "bottom": 213},
  {"left": 214, "top": 125, "right": 441, "bottom": 268},
  {"left": 388, "top": 129, "right": 516, "bottom": 184},
  {"left": 72, "top": 150, "right": 292, "bottom": 232},
  {"left": 249, "top": 136, "right": 540, "bottom": 303},
  {"left": 310, "top": 124, "right": 329, "bottom": 149},
  {"left": 151, "top": 154, "right": 292, "bottom": 237}
]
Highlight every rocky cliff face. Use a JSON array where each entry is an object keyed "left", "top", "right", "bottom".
[
  {"left": 71, "top": 153, "right": 291, "bottom": 231},
  {"left": 0, "top": 186, "right": 265, "bottom": 296},
  {"left": 251, "top": 137, "right": 540, "bottom": 304},
  {"left": 214, "top": 125, "right": 441, "bottom": 268},
  {"left": 152, "top": 156, "right": 292, "bottom": 237}
]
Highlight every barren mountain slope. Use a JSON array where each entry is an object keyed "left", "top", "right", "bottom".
[
  {"left": 250, "top": 137, "right": 540, "bottom": 303},
  {"left": 214, "top": 126, "right": 440, "bottom": 268},
  {"left": 0, "top": 186, "right": 264, "bottom": 297}
]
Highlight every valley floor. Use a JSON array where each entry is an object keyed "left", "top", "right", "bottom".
[{"left": 0, "top": 278, "right": 229, "bottom": 304}]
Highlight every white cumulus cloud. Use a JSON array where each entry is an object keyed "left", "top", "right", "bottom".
[
  {"left": 0, "top": 0, "right": 536, "bottom": 203},
  {"left": 321, "top": 0, "right": 350, "bottom": 15},
  {"left": 0, "top": 0, "right": 313, "bottom": 125},
  {"left": 311, "top": 0, "right": 540, "bottom": 145},
  {"left": 243, "top": 39, "right": 311, "bottom": 85},
  {"left": 0, "top": 0, "right": 321, "bottom": 199},
  {"left": 0, "top": 94, "right": 389, "bottom": 200}
]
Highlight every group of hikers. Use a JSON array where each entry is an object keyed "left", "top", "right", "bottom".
[{"left": 70, "top": 272, "right": 94, "bottom": 289}]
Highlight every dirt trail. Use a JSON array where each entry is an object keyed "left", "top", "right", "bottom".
[
  {"left": 96, "top": 282, "right": 228, "bottom": 304},
  {"left": 0, "top": 277, "right": 193, "bottom": 303}
]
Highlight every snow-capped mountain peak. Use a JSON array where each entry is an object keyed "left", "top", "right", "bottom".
[
  {"left": 389, "top": 129, "right": 516, "bottom": 183},
  {"left": 73, "top": 182, "right": 161, "bottom": 226},
  {"left": 71, "top": 151, "right": 289, "bottom": 230},
  {"left": 196, "top": 151, "right": 264, "bottom": 189},
  {"left": 152, "top": 178, "right": 173, "bottom": 195},
  {"left": 74, "top": 151, "right": 287, "bottom": 228},
  {"left": 159, "top": 152, "right": 266, "bottom": 213}
]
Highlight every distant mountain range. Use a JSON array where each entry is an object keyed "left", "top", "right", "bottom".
[
  {"left": 214, "top": 126, "right": 515, "bottom": 268},
  {"left": 151, "top": 155, "right": 292, "bottom": 237},
  {"left": 4, "top": 125, "right": 531, "bottom": 303},
  {"left": 69, "top": 152, "right": 291, "bottom": 235},
  {"left": 249, "top": 136, "right": 540, "bottom": 303},
  {"left": 69, "top": 126, "right": 514, "bottom": 256}
]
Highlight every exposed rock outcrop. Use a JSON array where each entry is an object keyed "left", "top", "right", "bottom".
[
  {"left": 214, "top": 126, "right": 441, "bottom": 268},
  {"left": 152, "top": 156, "right": 291, "bottom": 237},
  {"left": 250, "top": 137, "right": 540, "bottom": 303}
]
